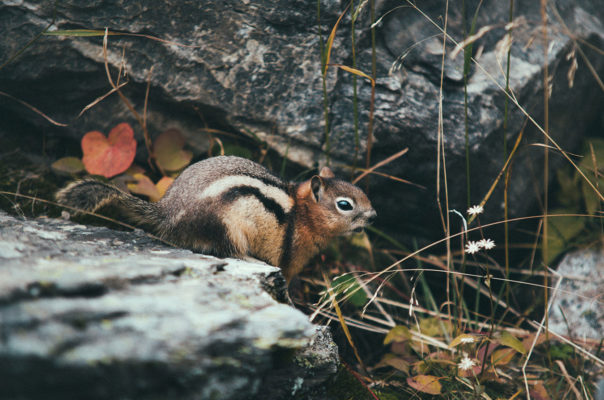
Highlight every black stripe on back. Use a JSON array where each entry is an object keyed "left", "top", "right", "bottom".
[
  {"left": 222, "top": 186, "right": 287, "bottom": 224},
  {"left": 279, "top": 210, "right": 296, "bottom": 268}
]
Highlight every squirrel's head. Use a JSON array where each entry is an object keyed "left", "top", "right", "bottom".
[{"left": 296, "top": 166, "right": 376, "bottom": 236}]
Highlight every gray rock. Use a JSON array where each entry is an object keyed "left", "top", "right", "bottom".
[
  {"left": 0, "top": 211, "right": 338, "bottom": 399},
  {"left": 549, "top": 248, "right": 604, "bottom": 340},
  {"left": 1, "top": 1, "right": 603, "bottom": 240}
]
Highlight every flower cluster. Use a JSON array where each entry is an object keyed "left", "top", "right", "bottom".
[
  {"left": 458, "top": 355, "right": 477, "bottom": 371},
  {"left": 465, "top": 238, "right": 496, "bottom": 254},
  {"left": 467, "top": 205, "right": 484, "bottom": 216}
]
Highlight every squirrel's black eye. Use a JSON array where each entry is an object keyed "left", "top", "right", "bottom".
[{"left": 336, "top": 199, "right": 353, "bottom": 211}]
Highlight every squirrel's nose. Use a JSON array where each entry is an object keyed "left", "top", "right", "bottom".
[{"left": 366, "top": 210, "right": 377, "bottom": 225}]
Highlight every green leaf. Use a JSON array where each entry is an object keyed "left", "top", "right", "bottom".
[
  {"left": 44, "top": 29, "right": 111, "bottom": 37},
  {"left": 546, "top": 208, "right": 586, "bottom": 263},
  {"left": 555, "top": 168, "right": 580, "bottom": 208},
  {"left": 153, "top": 128, "right": 193, "bottom": 172},
  {"left": 579, "top": 138, "right": 604, "bottom": 215},
  {"left": 330, "top": 275, "right": 367, "bottom": 307},
  {"left": 222, "top": 144, "right": 253, "bottom": 160},
  {"left": 499, "top": 331, "right": 526, "bottom": 354},
  {"left": 51, "top": 157, "right": 84, "bottom": 175},
  {"left": 418, "top": 317, "right": 453, "bottom": 338},
  {"left": 549, "top": 343, "right": 574, "bottom": 360},
  {"left": 384, "top": 325, "right": 411, "bottom": 345}
]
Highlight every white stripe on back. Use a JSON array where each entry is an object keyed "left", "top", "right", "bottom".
[{"left": 198, "top": 175, "right": 293, "bottom": 212}]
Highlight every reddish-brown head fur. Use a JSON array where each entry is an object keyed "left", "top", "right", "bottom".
[{"left": 285, "top": 167, "right": 376, "bottom": 280}]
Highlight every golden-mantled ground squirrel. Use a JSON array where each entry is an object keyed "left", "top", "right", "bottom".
[{"left": 57, "top": 156, "right": 376, "bottom": 281}]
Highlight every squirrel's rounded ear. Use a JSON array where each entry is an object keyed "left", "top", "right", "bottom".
[
  {"left": 310, "top": 175, "right": 324, "bottom": 201},
  {"left": 297, "top": 176, "right": 323, "bottom": 202},
  {"left": 319, "top": 166, "right": 335, "bottom": 179}
]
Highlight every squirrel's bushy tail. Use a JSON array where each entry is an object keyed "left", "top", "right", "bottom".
[{"left": 56, "top": 178, "right": 161, "bottom": 229}]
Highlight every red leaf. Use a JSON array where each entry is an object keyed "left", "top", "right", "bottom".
[{"left": 81, "top": 122, "right": 136, "bottom": 178}]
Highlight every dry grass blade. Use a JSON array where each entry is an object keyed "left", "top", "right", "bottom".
[
  {"left": 352, "top": 147, "right": 408, "bottom": 184},
  {"left": 349, "top": 168, "right": 425, "bottom": 188},
  {"left": 311, "top": 304, "right": 450, "bottom": 350},
  {"left": 555, "top": 360, "right": 583, "bottom": 399},
  {"left": 0, "top": 91, "right": 68, "bottom": 127},
  {"left": 353, "top": 271, "right": 395, "bottom": 326},
  {"left": 522, "top": 268, "right": 561, "bottom": 399},
  {"left": 528, "top": 143, "right": 583, "bottom": 158},
  {"left": 0, "top": 191, "right": 174, "bottom": 248},
  {"left": 77, "top": 81, "right": 128, "bottom": 118},
  {"left": 330, "top": 63, "right": 373, "bottom": 81},
  {"left": 450, "top": 24, "right": 498, "bottom": 59},
  {"left": 468, "top": 120, "right": 525, "bottom": 225},
  {"left": 102, "top": 28, "right": 156, "bottom": 169},
  {"left": 322, "top": 272, "right": 368, "bottom": 374},
  {"left": 360, "top": 214, "right": 604, "bottom": 314},
  {"left": 103, "top": 28, "right": 143, "bottom": 128},
  {"left": 44, "top": 29, "right": 201, "bottom": 48},
  {"left": 323, "top": 4, "right": 351, "bottom": 75},
  {"left": 143, "top": 65, "right": 158, "bottom": 172},
  {"left": 549, "top": 5, "right": 604, "bottom": 92},
  {"left": 403, "top": 0, "right": 604, "bottom": 203},
  {"left": 528, "top": 318, "right": 604, "bottom": 367},
  {"left": 328, "top": 63, "right": 377, "bottom": 185}
]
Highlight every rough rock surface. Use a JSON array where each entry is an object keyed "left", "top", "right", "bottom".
[
  {"left": 549, "top": 248, "right": 604, "bottom": 340},
  {"left": 1, "top": 1, "right": 603, "bottom": 240},
  {"left": 0, "top": 211, "right": 338, "bottom": 400}
]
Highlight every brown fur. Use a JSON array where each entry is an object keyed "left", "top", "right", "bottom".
[{"left": 56, "top": 156, "right": 376, "bottom": 282}]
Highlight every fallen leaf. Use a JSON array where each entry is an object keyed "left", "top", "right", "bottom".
[
  {"left": 418, "top": 317, "right": 453, "bottom": 338},
  {"left": 127, "top": 173, "right": 161, "bottom": 202},
  {"left": 499, "top": 331, "right": 527, "bottom": 354},
  {"left": 491, "top": 348, "right": 515, "bottom": 366},
  {"left": 51, "top": 157, "right": 85, "bottom": 175},
  {"left": 530, "top": 382, "right": 551, "bottom": 400},
  {"left": 407, "top": 375, "right": 442, "bottom": 395},
  {"left": 156, "top": 176, "right": 174, "bottom": 198},
  {"left": 375, "top": 354, "right": 410, "bottom": 375},
  {"left": 384, "top": 325, "right": 411, "bottom": 345},
  {"left": 81, "top": 122, "right": 136, "bottom": 178},
  {"left": 153, "top": 128, "right": 193, "bottom": 172}
]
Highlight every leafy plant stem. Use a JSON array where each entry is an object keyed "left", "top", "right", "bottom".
[
  {"left": 462, "top": 0, "right": 483, "bottom": 209},
  {"left": 317, "top": 0, "right": 330, "bottom": 164},
  {"left": 540, "top": 0, "right": 552, "bottom": 369},
  {"left": 364, "top": 0, "right": 376, "bottom": 191},
  {"left": 503, "top": 0, "right": 514, "bottom": 307}
]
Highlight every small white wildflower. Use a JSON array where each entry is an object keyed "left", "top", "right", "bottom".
[
  {"left": 478, "top": 238, "right": 496, "bottom": 250},
  {"left": 465, "top": 241, "right": 481, "bottom": 254},
  {"left": 458, "top": 355, "right": 476, "bottom": 371},
  {"left": 460, "top": 336, "right": 475, "bottom": 344},
  {"left": 467, "top": 205, "right": 484, "bottom": 215}
]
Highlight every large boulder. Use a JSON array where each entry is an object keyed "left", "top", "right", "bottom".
[
  {"left": 0, "top": 211, "right": 338, "bottom": 399},
  {"left": 1, "top": 0, "right": 603, "bottom": 240},
  {"left": 549, "top": 248, "right": 603, "bottom": 340}
]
